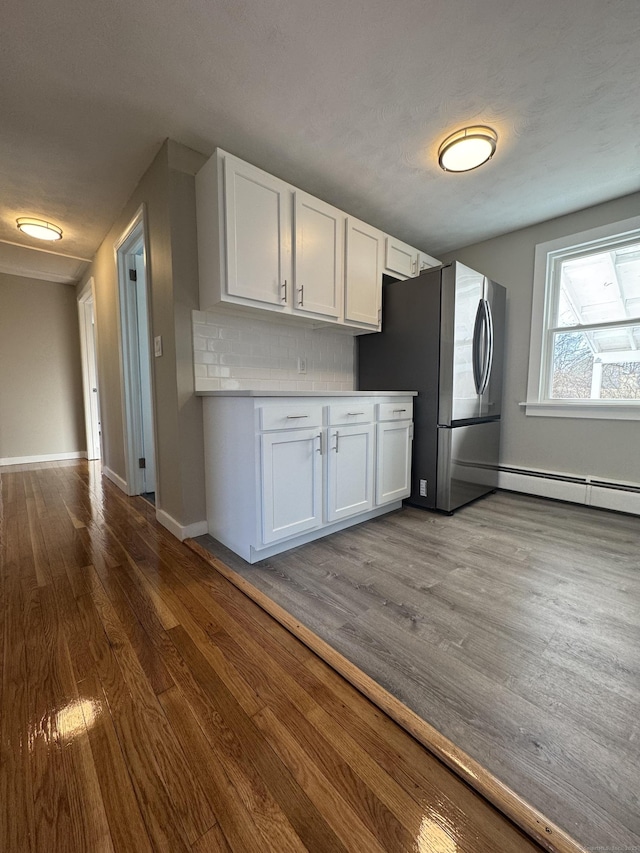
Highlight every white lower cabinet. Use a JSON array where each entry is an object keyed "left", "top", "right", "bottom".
[
  {"left": 203, "top": 393, "right": 415, "bottom": 563},
  {"left": 261, "top": 428, "right": 323, "bottom": 543},
  {"left": 376, "top": 420, "right": 413, "bottom": 505},
  {"left": 326, "top": 423, "right": 374, "bottom": 522}
]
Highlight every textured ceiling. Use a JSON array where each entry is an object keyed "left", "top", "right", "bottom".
[{"left": 1, "top": 0, "right": 640, "bottom": 278}]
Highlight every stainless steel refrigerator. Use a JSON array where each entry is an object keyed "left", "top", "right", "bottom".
[{"left": 358, "top": 262, "right": 506, "bottom": 512}]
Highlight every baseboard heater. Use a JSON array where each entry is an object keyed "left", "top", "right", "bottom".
[{"left": 497, "top": 465, "right": 640, "bottom": 517}]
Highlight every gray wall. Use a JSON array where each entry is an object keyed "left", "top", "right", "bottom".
[
  {"left": 0, "top": 273, "right": 85, "bottom": 461},
  {"left": 442, "top": 190, "right": 640, "bottom": 485},
  {"left": 79, "top": 140, "right": 208, "bottom": 528}
]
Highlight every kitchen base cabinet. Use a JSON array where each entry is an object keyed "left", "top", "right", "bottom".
[
  {"left": 261, "top": 428, "right": 323, "bottom": 543},
  {"left": 376, "top": 420, "right": 413, "bottom": 505},
  {"left": 202, "top": 392, "right": 415, "bottom": 563},
  {"left": 326, "top": 423, "right": 374, "bottom": 522}
]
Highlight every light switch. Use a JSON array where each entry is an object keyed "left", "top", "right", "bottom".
[{"left": 154, "top": 335, "right": 163, "bottom": 357}]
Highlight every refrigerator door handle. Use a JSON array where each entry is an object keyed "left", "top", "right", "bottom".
[
  {"left": 479, "top": 298, "right": 494, "bottom": 395},
  {"left": 472, "top": 299, "right": 484, "bottom": 394}
]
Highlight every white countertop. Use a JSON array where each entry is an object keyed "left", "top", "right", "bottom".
[{"left": 196, "top": 389, "right": 417, "bottom": 397}]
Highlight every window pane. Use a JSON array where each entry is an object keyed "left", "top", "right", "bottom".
[
  {"left": 550, "top": 326, "right": 640, "bottom": 400},
  {"left": 601, "top": 362, "right": 640, "bottom": 399},
  {"left": 550, "top": 332, "right": 593, "bottom": 398},
  {"left": 554, "top": 241, "right": 640, "bottom": 327}
]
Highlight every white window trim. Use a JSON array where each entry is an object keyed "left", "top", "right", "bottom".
[{"left": 525, "top": 214, "right": 640, "bottom": 420}]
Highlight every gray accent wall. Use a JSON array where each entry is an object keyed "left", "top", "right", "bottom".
[
  {"left": 0, "top": 274, "right": 85, "bottom": 461},
  {"left": 78, "top": 139, "right": 208, "bottom": 529},
  {"left": 442, "top": 190, "right": 640, "bottom": 485}
]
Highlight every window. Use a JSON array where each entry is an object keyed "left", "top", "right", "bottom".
[{"left": 526, "top": 215, "right": 640, "bottom": 420}]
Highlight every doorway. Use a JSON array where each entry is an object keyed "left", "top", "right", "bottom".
[
  {"left": 115, "top": 207, "right": 157, "bottom": 498},
  {"left": 78, "top": 278, "right": 102, "bottom": 461}
]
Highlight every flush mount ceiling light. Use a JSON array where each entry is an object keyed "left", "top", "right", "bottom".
[
  {"left": 16, "top": 217, "right": 63, "bottom": 241},
  {"left": 438, "top": 126, "right": 498, "bottom": 172}
]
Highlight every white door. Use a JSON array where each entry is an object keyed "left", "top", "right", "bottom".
[
  {"left": 385, "top": 236, "right": 419, "bottom": 279},
  {"left": 294, "top": 191, "right": 344, "bottom": 319},
  {"left": 261, "top": 428, "right": 323, "bottom": 544},
  {"left": 224, "top": 154, "right": 291, "bottom": 307},
  {"left": 116, "top": 210, "right": 157, "bottom": 498},
  {"left": 77, "top": 286, "right": 102, "bottom": 461},
  {"left": 131, "top": 251, "right": 156, "bottom": 493},
  {"left": 344, "top": 217, "right": 383, "bottom": 327},
  {"left": 327, "top": 423, "right": 374, "bottom": 522},
  {"left": 376, "top": 421, "right": 413, "bottom": 505}
]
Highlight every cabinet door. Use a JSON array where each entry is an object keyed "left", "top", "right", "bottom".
[
  {"left": 224, "top": 154, "right": 291, "bottom": 307},
  {"left": 418, "top": 251, "right": 441, "bottom": 272},
  {"left": 294, "top": 191, "right": 344, "bottom": 319},
  {"left": 327, "top": 424, "right": 374, "bottom": 522},
  {"left": 385, "top": 236, "right": 419, "bottom": 279},
  {"left": 261, "top": 428, "right": 322, "bottom": 544},
  {"left": 344, "top": 217, "right": 383, "bottom": 327},
  {"left": 376, "top": 421, "right": 413, "bottom": 505}
]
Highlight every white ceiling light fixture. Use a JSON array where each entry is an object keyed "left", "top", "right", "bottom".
[
  {"left": 16, "top": 217, "right": 63, "bottom": 241},
  {"left": 438, "top": 126, "right": 498, "bottom": 173}
]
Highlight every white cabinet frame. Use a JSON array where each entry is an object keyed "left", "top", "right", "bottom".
[
  {"left": 261, "top": 428, "right": 323, "bottom": 543},
  {"left": 375, "top": 420, "right": 413, "bottom": 505},
  {"left": 326, "top": 423, "right": 374, "bottom": 522}
]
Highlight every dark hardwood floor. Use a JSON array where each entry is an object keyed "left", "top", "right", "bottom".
[
  {"left": 194, "top": 491, "right": 640, "bottom": 853},
  {"left": 0, "top": 460, "right": 549, "bottom": 852}
]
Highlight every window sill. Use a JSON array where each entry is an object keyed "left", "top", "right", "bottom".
[{"left": 520, "top": 401, "right": 640, "bottom": 420}]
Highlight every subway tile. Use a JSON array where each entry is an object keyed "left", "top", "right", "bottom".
[{"left": 220, "top": 378, "right": 241, "bottom": 390}]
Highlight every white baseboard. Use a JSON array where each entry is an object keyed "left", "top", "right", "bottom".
[
  {"left": 156, "top": 508, "right": 208, "bottom": 541},
  {"left": 0, "top": 450, "right": 87, "bottom": 466},
  {"left": 103, "top": 466, "right": 129, "bottom": 494},
  {"left": 498, "top": 466, "right": 640, "bottom": 516}
]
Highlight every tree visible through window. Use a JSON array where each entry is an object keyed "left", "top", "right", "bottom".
[{"left": 545, "top": 240, "right": 640, "bottom": 401}]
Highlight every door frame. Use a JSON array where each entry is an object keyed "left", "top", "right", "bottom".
[
  {"left": 114, "top": 204, "right": 158, "bottom": 497},
  {"left": 77, "top": 277, "right": 102, "bottom": 461}
]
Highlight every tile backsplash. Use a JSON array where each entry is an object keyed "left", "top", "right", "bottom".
[{"left": 193, "top": 309, "right": 356, "bottom": 392}]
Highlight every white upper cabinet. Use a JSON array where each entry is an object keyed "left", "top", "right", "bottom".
[
  {"left": 224, "top": 154, "right": 291, "bottom": 307},
  {"left": 384, "top": 236, "right": 441, "bottom": 280},
  {"left": 418, "top": 251, "right": 441, "bottom": 272},
  {"left": 294, "top": 191, "right": 344, "bottom": 320},
  {"left": 196, "top": 148, "right": 438, "bottom": 331},
  {"left": 344, "top": 217, "right": 384, "bottom": 329},
  {"left": 385, "top": 236, "right": 419, "bottom": 279}
]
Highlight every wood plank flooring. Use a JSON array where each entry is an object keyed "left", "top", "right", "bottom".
[
  {"left": 194, "top": 491, "right": 640, "bottom": 853},
  {"left": 0, "top": 460, "right": 548, "bottom": 852}
]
